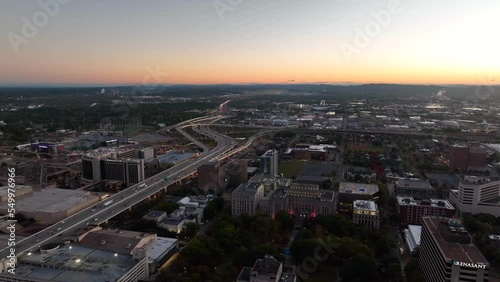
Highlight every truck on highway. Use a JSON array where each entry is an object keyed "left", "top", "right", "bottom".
[
  {"left": 103, "top": 199, "right": 113, "bottom": 207},
  {"left": 138, "top": 183, "right": 147, "bottom": 189}
]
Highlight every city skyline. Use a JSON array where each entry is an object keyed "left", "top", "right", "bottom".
[{"left": 1, "top": 0, "right": 499, "bottom": 86}]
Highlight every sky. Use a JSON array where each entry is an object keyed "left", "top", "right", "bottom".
[{"left": 0, "top": 0, "right": 499, "bottom": 86}]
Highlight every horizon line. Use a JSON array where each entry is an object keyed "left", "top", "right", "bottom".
[{"left": 0, "top": 82, "right": 499, "bottom": 88}]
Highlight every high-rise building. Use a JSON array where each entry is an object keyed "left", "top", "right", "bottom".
[
  {"left": 420, "top": 216, "right": 490, "bottom": 282},
  {"left": 82, "top": 155, "right": 101, "bottom": 180},
  {"left": 81, "top": 155, "right": 144, "bottom": 186},
  {"left": 468, "top": 146, "right": 488, "bottom": 168},
  {"left": 260, "top": 149, "right": 278, "bottom": 176},
  {"left": 449, "top": 145, "right": 487, "bottom": 171},
  {"left": 448, "top": 176, "right": 500, "bottom": 217},
  {"left": 450, "top": 145, "right": 470, "bottom": 171},
  {"left": 396, "top": 196, "right": 455, "bottom": 227},
  {"left": 197, "top": 161, "right": 225, "bottom": 193}
]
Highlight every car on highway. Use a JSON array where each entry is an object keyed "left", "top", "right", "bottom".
[{"left": 93, "top": 218, "right": 98, "bottom": 221}]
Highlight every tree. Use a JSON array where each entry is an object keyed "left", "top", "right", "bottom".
[
  {"left": 290, "top": 238, "right": 319, "bottom": 262},
  {"left": 276, "top": 210, "right": 295, "bottom": 233},
  {"left": 212, "top": 196, "right": 225, "bottom": 212},
  {"left": 203, "top": 204, "right": 217, "bottom": 220},
  {"left": 342, "top": 253, "right": 377, "bottom": 281},
  {"left": 133, "top": 219, "right": 157, "bottom": 231},
  {"left": 323, "top": 178, "right": 333, "bottom": 189},
  {"left": 185, "top": 222, "right": 199, "bottom": 238}
]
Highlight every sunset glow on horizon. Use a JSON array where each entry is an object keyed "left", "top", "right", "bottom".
[{"left": 1, "top": 0, "right": 499, "bottom": 86}]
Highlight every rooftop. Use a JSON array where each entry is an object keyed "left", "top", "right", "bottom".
[
  {"left": 15, "top": 244, "right": 138, "bottom": 282},
  {"left": 160, "top": 217, "right": 185, "bottom": 226},
  {"left": 295, "top": 175, "right": 330, "bottom": 183},
  {"left": 252, "top": 255, "right": 282, "bottom": 276},
  {"left": 0, "top": 187, "right": 99, "bottom": 214},
  {"left": 422, "top": 216, "right": 489, "bottom": 266},
  {"left": 395, "top": 178, "right": 433, "bottom": 189},
  {"left": 233, "top": 181, "right": 263, "bottom": 195},
  {"left": 339, "top": 182, "right": 379, "bottom": 195},
  {"left": 353, "top": 200, "right": 378, "bottom": 212},
  {"left": 396, "top": 196, "right": 455, "bottom": 210},
  {"left": 262, "top": 149, "right": 277, "bottom": 158},
  {"left": 461, "top": 175, "right": 499, "bottom": 185},
  {"left": 144, "top": 236, "right": 178, "bottom": 263},
  {"left": 405, "top": 225, "right": 422, "bottom": 252},
  {"left": 237, "top": 267, "right": 252, "bottom": 281},
  {"left": 144, "top": 210, "right": 166, "bottom": 218},
  {"left": 79, "top": 229, "right": 155, "bottom": 255}
]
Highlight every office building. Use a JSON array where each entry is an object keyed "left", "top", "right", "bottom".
[
  {"left": 450, "top": 145, "right": 488, "bottom": 171},
  {"left": 448, "top": 176, "right": 500, "bottom": 217},
  {"left": 260, "top": 149, "right": 279, "bottom": 176},
  {"left": 420, "top": 216, "right": 489, "bottom": 282},
  {"left": 394, "top": 178, "right": 436, "bottom": 200},
  {"left": 352, "top": 200, "right": 380, "bottom": 229},
  {"left": 100, "top": 159, "right": 145, "bottom": 186},
  {"left": 396, "top": 196, "right": 455, "bottom": 227},
  {"left": 232, "top": 181, "right": 264, "bottom": 216},
  {"left": 268, "top": 182, "right": 336, "bottom": 219},
  {"left": 197, "top": 161, "right": 226, "bottom": 193},
  {"left": 226, "top": 159, "right": 248, "bottom": 186},
  {"left": 82, "top": 150, "right": 145, "bottom": 186},
  {"left": 450, "top": 145, "right": 470, "bottom": 171}
]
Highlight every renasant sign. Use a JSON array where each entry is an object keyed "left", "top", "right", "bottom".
[{"left": 453, "top": 261, "right": 487, "bottom": 269}]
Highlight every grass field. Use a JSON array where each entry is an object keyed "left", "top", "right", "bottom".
[{"left": 278, "top": 160, "right": 304, "bottom": 178}]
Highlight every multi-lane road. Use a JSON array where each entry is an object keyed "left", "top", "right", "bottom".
[{"left": 0, "top": 115, "right": 236, "bottom": 260}]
